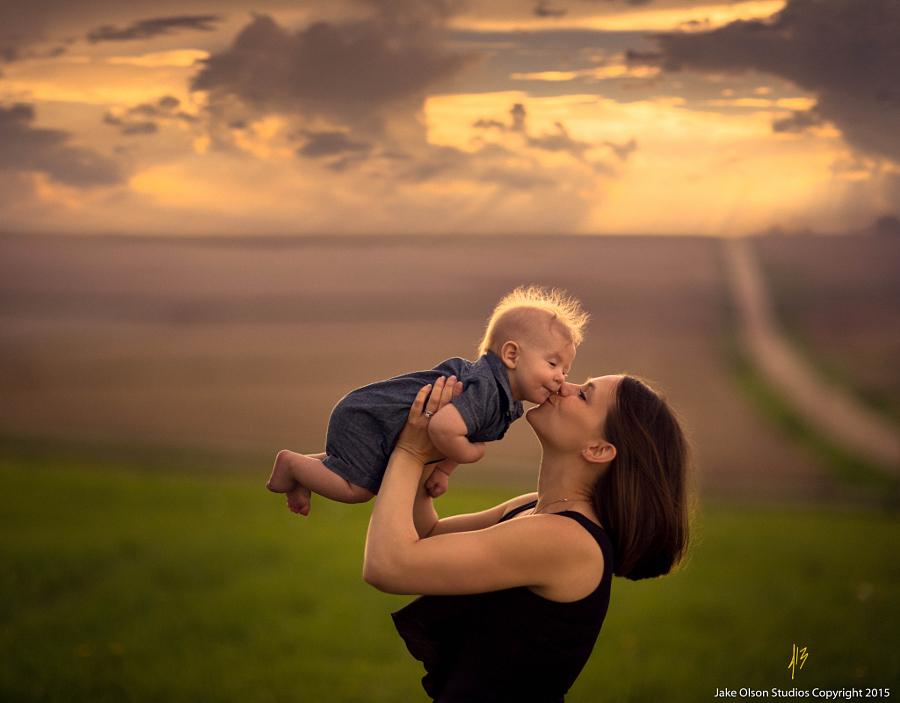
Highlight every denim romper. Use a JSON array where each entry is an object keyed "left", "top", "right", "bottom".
[{"left": 322, "top": 352, "right": 523, "bottom": 493}]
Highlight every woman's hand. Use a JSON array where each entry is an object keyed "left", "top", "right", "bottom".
[{"left": 395, "top": 376, "right": 462, "bottom": 465}]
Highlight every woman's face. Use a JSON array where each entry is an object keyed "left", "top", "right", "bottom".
[{"left": 526, "top": 375, "right": 622, "bottom": 453}]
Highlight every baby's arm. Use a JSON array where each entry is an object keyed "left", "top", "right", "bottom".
[{"left": 427, "top": 404, "right": 485, "bottom": 464}]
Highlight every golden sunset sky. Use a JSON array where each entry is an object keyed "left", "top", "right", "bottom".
[{"left": 1, "top": 0, "right": 897, "bottom": 236}]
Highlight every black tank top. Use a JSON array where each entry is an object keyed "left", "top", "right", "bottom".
[{"left": 392, "top": 500, "right": 614, "bottom": 702}]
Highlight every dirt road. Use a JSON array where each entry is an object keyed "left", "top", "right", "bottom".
[{"left": 724, "top": 237, "right": 900, "bottom": 472}]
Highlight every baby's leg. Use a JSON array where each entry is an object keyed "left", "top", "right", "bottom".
[
  {"left": 424, "top": 459, "right": 458, "bottom": 498},
  {"left": 268, "top": 450, "right": 373, "bottom": 516}
]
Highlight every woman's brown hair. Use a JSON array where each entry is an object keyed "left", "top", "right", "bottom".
[{"left": 591, "top": 375, "right": 691, "bottom": 581}]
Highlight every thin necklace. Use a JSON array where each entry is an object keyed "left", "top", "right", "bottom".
[{"left": 533, "top": 497, "right": 590, "bottom": 514}]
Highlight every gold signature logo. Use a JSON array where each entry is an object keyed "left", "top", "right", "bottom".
[{"left": 788, "top": 644, "right": 809, "bottom": 680}]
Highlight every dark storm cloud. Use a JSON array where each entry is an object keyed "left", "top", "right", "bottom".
[
  {"left": 642, "top": 0, "right": 900, "bottom": 162},
  {"left": 357, "top": 0, "right": 465, "bottom": 26},
  {"left": 604, "top": 138, "right": 637, "bottom": 161},
  {"left": 529, "top": 123, "right": 590, "bottom": 156},
  {"left": 482, "top": 165, "right": 555, "bottom": 190},
  {"left": 472, "top": 103, "right": 523, "bottom": 133},
  {"left": 296, "top": 130, "right": 371, "bottom": 158},
  {"left": 473, "top": 102, "right": 603, "bottom": 160},
  {"left": 395, "top": 143, "right": 552, "bottom": 190},
  {"left": 585, "top": 0, "right": 654, "bottom": 5},
  {"left": 102, "top": 95, "right": 195, "bottom": 136},
  {"left": 772, "top": 109, "right": 824, "bottom": 134},
  {"left": 395, "top": 144, "right": 468, "bottom": 182},
  {"left": 191, "top": 13, "right": 471, "bottom": 130},
  {"left": 472, "top": 118, "right": 506, "bottom": 130},
  {"left": 86, "top": 15, "right": 221, "bottom": 43},
  {"left": 534, "top": 2, "right": 567, "bottom": 18},
  {"left": 158, "top": 95, "right": 180, "bottom": 110},
  {"left": 121, "top": 121, "right": 159, "bottom": 135},
  {"left": 510, "top": 103, "right": 526, "bottom": 133},
  {"left": 0, "top": 103, "right": 122, "bottom": 185}
]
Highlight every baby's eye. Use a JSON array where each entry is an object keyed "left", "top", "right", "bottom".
[{"left": 578, "top": 389, "right": 587, "bottom": 401}]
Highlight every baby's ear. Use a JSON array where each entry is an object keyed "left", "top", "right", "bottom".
[{"left": 499, "top": 341, "right": 519, "bottom": 368}]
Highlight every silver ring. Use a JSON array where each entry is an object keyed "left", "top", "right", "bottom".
[{"left": 424, "top": 410, "right": 434, "bottom": 419}]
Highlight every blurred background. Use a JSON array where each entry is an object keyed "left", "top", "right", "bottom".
[{"left": 1, "top": 1, "right": 898, "bottom": 701}]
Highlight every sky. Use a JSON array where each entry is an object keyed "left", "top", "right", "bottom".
[{"left": 0, "top": 0, "right": 898, "bottom": 236}]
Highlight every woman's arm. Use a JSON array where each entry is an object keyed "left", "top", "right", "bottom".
[
  {"left": 413, "top": 481, "right": 538, "bottom": 538},
  {"left": 364, "top": 379, "right": 598, "bottom": 597}
]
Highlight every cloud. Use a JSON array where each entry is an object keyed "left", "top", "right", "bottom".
[
  {"left": 191, "top": 13, "right": 472, "bottom": 134},
  {"left": 534, "top": 2, "right": 567, "bottom": 18},
  {"left": 391, "top": 141, "right": 559, "bottom": 191},
  {"left": 472, "top": 102, "right": 609, "bottom": 161},
  {"left": 529, "top": 122, "right": 590, "bottom": 156},
  {"left": 510, "top": 102, "right": 527, "bottom": 132},
  {"left": 0, "top": 103, "right": 122, "bottom": 186},
  {"left": 296, "top": 130, "right": 371, "bottom": 158},
  {"left": 121, "top": 122, "right": 159, "bottom": 135},
  {"left": 103, "top": 95, "right": 197, "bottom": 136},
  {"left": 472, "top": 118, "right": 506, "bottom": 130},
  {"left": 86, "top": 15, "right": 221, "bottom": 43},
  {"left": 604, "top": 137, "right": 638, "bottom": 161},
  {"left": 585, "top": 0, "right": 654, "bottom": 5},
  {"left": 643, "top": 0, "right": 900, "bottom": 162},
  {"left": 772, "top": 108, "right": 824, "bottom": 134}
]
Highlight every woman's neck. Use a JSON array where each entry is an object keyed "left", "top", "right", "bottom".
[{"left": 535, "top": 452, "right": 594, "bottom": 510}]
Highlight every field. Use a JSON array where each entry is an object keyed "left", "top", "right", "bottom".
[
  {"left": 2, "top": 455, "right": 898, "bottom": 703},
  {"left": 2, "top": 233, "right": 898, "bottom": 701},
  {"left": 753, "top": 234, "right": 900, "bottom": 424},
  {"left": 0, "top": 233, "right": 833, "bottom": 501}
]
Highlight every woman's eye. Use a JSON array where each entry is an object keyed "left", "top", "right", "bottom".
[{"left": 578, "top": 389, "right": 587, "bottom": 401}]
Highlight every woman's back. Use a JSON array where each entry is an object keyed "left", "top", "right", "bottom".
[{"left": 392, "top": 501, "right": 614, "bottom": 702}]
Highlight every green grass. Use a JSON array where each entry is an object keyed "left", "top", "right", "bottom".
[
  {"left": 2, "top": 456, "right": 899, "bottom": 702},
  {"left": 726, "top": 337, "right": 900, "bottom": 504},
  {"left": 714, "top": 241, "right": 900, "bottom": 505},
  {"left": 752, "top": 240, "right": 900, "bottom": 426}
]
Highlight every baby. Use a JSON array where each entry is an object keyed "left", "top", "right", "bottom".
[{"left": 266, "top": 286, "right": 588, "bottom": 515}]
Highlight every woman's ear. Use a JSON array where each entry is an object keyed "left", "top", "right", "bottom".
[
  {"left": 582, "top": 441, "right": 616, "bottom": 465},
  {"left": 499, "top": 341, "right": 519, "bottom": 369}
]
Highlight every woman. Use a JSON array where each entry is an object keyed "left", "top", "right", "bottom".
[{"left": 364, "top": 372, "right": 690, "bottom": 701}]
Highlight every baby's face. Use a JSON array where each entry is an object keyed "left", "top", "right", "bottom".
[{"left": 508, "top": 330, "right": 576, "bottom": 404}]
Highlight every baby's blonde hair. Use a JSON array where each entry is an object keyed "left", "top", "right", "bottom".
[{"left": 478, "top": 286, "right": 589, "bottom": 357}]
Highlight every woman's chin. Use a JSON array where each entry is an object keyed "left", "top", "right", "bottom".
[{"left": 525, "top": 402, "right": 548, "bottom": 425}]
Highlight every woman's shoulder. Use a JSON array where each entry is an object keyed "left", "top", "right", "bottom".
[
  {"left": 505, "top": 510, "right": 608, "bottom": 602},
  {"left": 493, "top": 501, "right": 604, "bottom": 563},
  {"left": 498, "top": 492, "right": 539, "bottom": 520}
]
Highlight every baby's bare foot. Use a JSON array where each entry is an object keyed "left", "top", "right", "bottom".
[
  {"left": 425, "top": 468, "right": 450, "bottom": 498},
  {"left": 286, "top": 485, "right": 311, "bottom": 516},
  {"left": 266, "top": 451, "right": 298, "bottom": 493}
]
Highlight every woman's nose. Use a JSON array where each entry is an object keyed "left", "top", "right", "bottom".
[{"left": 558, "top": 382, "right": 579, "bottom": 397}]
